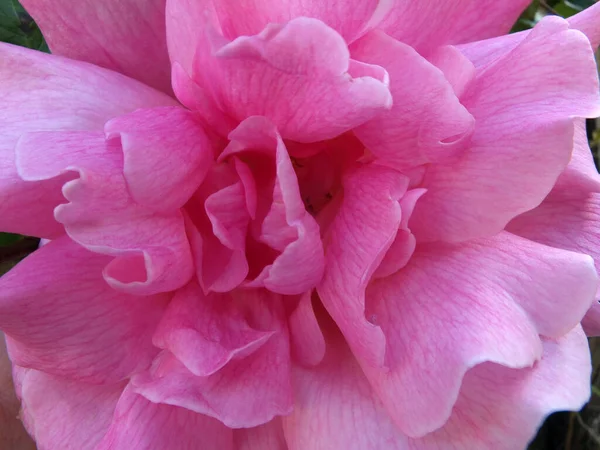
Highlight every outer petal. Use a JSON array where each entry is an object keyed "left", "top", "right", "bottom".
[
  {"left": 0, "top": 237, "right": 169, "bottom": 383},
  {"left": 133, "top": 289, "right": 293, "bottom": 428},
  {"left": 569, "top": 1, "right": 600, "bottom": 49},
  {"left": 17, "top": 367, "right": 123, "bottom": 450},
  {"left": 0, "top": 43, "right": 174, "bottom": 238},
  {"left": 21, "top": 0, "right": 171, "bottom": 93},
  {"left": 378, "top": 0, "right": 531, "bottom": 55},
  {"left": 105, "top": 107, "right": 215, "bottom": 212},
  {"left": 410, "top": 17, "right": 600, "bottom": 242},
  {"left": 362, "top": 233, "right": 597, "bottom": 436},
  {"left": 192, "top": 18, "right": 392, "bottom": 142},
  {"left": 288, "top": 291, "right": 326, "bottom": 367},
  {"left": 16, "top": 132, "right": 193, "bottom": 295},
  {"left": 96, "top": 386, "right": 234, "bottom": 450},
  {"left": 210, "top": 0, "right": 391, "bottom": 42},
  {"left": 283, "top": 325, "right": 591, "bottom": 450},
  {"left": 351, "top": 31, "right": 475, "bottom": 169}
]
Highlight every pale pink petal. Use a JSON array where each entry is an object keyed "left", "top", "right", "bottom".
[
  {"left": 379, "top": 0, "right": 531, "bottom": 55},
  {"left": 17, "top": 367, "right": 123, "bottom": 450},
  {"left": 410, "top": 17, "right": 600, "bottom": 242},
  {"left": 210, "top": 0, "right": 391, "bottom": 43},
  {"left": 152, "top": 283, "right": 274, "bottom": 377},
  {"left": 0, "top": 43, "right": 174, "bottom": 238},
  {"left": 569, "top": 1, "right": 600, "bottom": 48},
  {"left": 222, "top": 117, "right": 325, "bottom": 295},
  {"left": 16, "top": 131, "right": 193, "bottom": 295},
  {"left": 133, "top": 289, "right": 293, "bottom": 428},
  {"left": 317, "top": 164, "right": 409, "bottom": 368},
  {"left": 426, "top": 45, "right": 477, "bottom": 98},
  {"left": 96, "top": 386, "right": 234, "bottom": 450},
  {"left": 105, "top": 107, "right": 215, "bottom": 212},
  {"left": 0, "top": 237, "right": 169, "bottom": 383},
  {"left": 351, "top": 31, "right": 474, "bottom": 169},
  {"left": 288, "top": 292, "right": 326, "bottom": 367},
  {"left": 21, "top": 0, "right": 171, "bottom": 93},
  {"left": 192, "top": 18, "right": 392, "bottom": 142},
  {"left": 419, "top": 327, "right": 591, "bottom": 449},
  {"left": 282, "top": 330, "right": 409, "bottom": 450},
  {"left": 284, "top": 323, "right": 591, "bottom": 450},
  {"left": 361, "top": 232, "right": 596, "bottom": 436}
]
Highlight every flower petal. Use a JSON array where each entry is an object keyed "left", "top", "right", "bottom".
[
  {"left": 152, "top": 283, "right": 274, "bottom": 377},
  {"left": 317, "top": 164, "right": 409, "bottom": 368},
  {"left": 105, "top": 107, "right": 215, "bottom": 213},
  {"left": 410, "top": 17, "right": 600, "bottom": 242},
  {"left": 569, "top": 1, "right": 600, "bottom": 49},
  {"left": 0, "top": 237, "right": 169, "bottom": 383},
  {"left": 16, "top": 131, "right": 193, "bottom": 295},
  {"left": 288, "top": 292, "right": 326, "bottom": 367},
  {"left": 21, "top": 0, "right": 172, "bottom": 93},
  {"left": 222, "top": 117, "right": 325, "bottom": 295},
  {"left": 0, "top": 43, "right": 174, "bottom": 238},
  {"left": 361, "top": 232, "right": 596, "bottom": 436},
  {"left": 17, "top": 367, "right": 123, "bottom": 450},
  {"left": 234, "top": 419, "right": 288, "bottom": 450},
  {"left": 351, "top": 31, "right": 474, "bottom": 169},
  {"left": 210, "top": 0, "right": 391, "bottom": 43},
  {"left": 192, "top": 18, "right": 392, "bottom": 142},
  {"left": 284, "top": 325, "right": 591, "bottom": 450},
  {"left": 379, "top": 0, "right": 531, "bottom": 55},
  {"left": 133, "top": 289, "right": 293, "bottom": 428},
  {"left": 96, "top": 386, "right": 234, "bottom": 450}
]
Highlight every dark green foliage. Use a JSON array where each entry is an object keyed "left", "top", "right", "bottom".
[{"left": 0, "top": 0, "right": 47, "bottom": 50}]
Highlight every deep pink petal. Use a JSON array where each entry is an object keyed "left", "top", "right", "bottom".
[
  {"left": 234, "top": 419, "right": 288, "bottom": 450},
  {"left": 351, "top": 31, "right": 474, "bottom": 169},
  {"left": 153, "top": 283, "right": 274, "bottom": 377},
  {"left": 96, "top": 386, "right": 234, "bottom": 450},
  {"left": 17, "top": 367, "right": 123, "bottom": 450},
  {"left": 0, "top": 43, "right": 174, "bottom": 238},
  {"left": 379, "top": 0, "right": 531, "bottom": 55},
  {"left": 210, "top": 0, "right": 391, "bottom": 43},
  {"left": 410, "top": 17, "right": 600, "bottom": 242},
  {"left": 105, "top": 107, "right": 215, "bottom": 212},
  {"left": 361, "top": 233, "right": 596, "bottom": 436},
  {"left": 0, "top": 237, "right": 169, "bottom": 383},
  {"left": 317, "top": 164, "right": 409, "bottom": 368},
  {"left": 133, "top": 289, "right": 293, "bottom": 428},
  {"left": 192, "top": 18, "right": 392, "bottom": 142},
  {"left": 16, "top": 131, "right": 193, "bottom": 295},
  {"left": 222, "top": 117, "right": 325, "bottom": 295},
  {"left": 21, "top": 0, "right": 171, "bottom": 93}
]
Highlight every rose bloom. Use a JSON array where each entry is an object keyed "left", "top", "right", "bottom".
[{"left": 0, "top": 0, "right": 600, "bottom": 449}]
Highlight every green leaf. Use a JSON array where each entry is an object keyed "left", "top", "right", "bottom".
[{"left": 0, "top": 233, "right": 23, "bottom": 246}]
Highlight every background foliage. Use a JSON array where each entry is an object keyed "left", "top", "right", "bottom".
[{"left": 0, "top": 0, "right": 599, "bottom": 449}]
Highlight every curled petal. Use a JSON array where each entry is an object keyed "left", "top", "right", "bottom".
[
  {"left": 193, "top": 18, "right": 392, "bottom": 142},
  {"left": 105, "top": 107, "right": 215, "bottom": 213},
  {"left": 0, "top": 237, "right": 169, "bottom": 383},
  {"left": 351, "top": 31, "right": 475, "bottom": 169},
  {"left": 222, "top": 117, "right": 325, "bottom": 295},
  {"left": 0, "top": 43, "right": 173, "bottom": 238},
  {"left": 411, "top": 17, "right": 600, "bottom": 242},
  {"left": 16, "top": 131, "right": 193, "bottom": 295},
  {"left": 288, "top": 292, "right": 326, "bottom": 367},
  {"left": 361, "top": 233, "right": 596, "bottom": 436}
]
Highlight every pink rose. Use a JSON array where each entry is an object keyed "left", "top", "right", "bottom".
[{"left": 1, "top": 1, "right": 600, "bottom": 449}]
